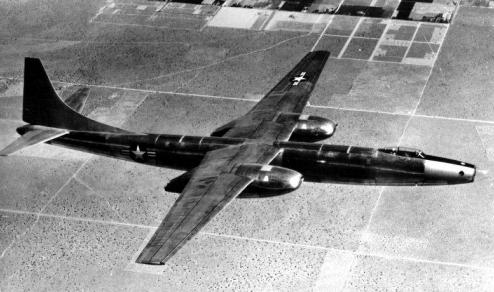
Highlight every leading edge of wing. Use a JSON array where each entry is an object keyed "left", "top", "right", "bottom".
[
  {"left": 136, "top": 173, "right": 252, "bottom": 265},
  {"left": 136, "top": 144, "right": 280, "bottom": 265}
]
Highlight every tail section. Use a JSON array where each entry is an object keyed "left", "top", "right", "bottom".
[
  {"left": 23, "top": 58, "right": 126, "bottom": 133},
  {"left": 0, "top": 58, "right": 128, "bottom": 156}
]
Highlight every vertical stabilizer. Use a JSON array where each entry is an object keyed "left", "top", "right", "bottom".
[{"left": 23, "top": 58, "right": 126, "bottom": 133}]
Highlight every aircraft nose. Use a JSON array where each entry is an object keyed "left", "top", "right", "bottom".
[
  {"left": 424, "top": 160, "right": 476, "bottom": 184},
  {"left": 461, "top": 164, "right": 476, "bottom": 182}
]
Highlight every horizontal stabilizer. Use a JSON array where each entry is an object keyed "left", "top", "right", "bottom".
[
  {"left": 64, "top": 87, "right": 89, "bottom": 113},
  {"left": 0, "top": 126, "right": 68, "bottom": 156}
]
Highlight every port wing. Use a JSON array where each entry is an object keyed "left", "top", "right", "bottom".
[
  {"left": 136, "top": 143, "right": 280, "bottom": 265},
  {"left": 211, "top": 51, "right": 330, "bottom": 141}
]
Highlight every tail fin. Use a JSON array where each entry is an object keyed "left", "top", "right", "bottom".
[{"left": 23, "top": 58, "right": 126, "bottom": 133}]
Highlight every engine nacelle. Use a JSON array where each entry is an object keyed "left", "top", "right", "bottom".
[
  {"left": 234, "top": 163, "right": 303, "bottom": 192},
  {"left": 277, "top": 113, "right": 337, "bottom": 142},
  {"left": 164, "top": 164, "right": 302, "bottom": 197}
]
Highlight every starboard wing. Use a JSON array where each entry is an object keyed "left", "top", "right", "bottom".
[
  {"left": 211, "top": 51, "right": 330, "bottom": 141},
  {"left": 136, "top": 143, "right": 280, "bottom": 265}
]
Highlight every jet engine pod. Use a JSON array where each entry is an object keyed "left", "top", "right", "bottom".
[
  {"left": 277, "top": 113, "right": 337, "bottom": 142},
  {"left": 235, "top": 163, "right": 303, "bottom": 192},
  {"left": 164, "top": 165, "right": 303, "bottom": 198}
]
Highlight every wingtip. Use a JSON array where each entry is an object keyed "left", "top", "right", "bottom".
[
  {"left": 0, "top": 142, "right": 19, "bottom": 156},
  {"left": 24, "top": 57, "right": 42, "bottom": 66},
  {"left": 135, "top": 259, "right": 164, "bottom": 265},
  {"left": 136, "top": 246, "right": 178, "bottom": 265},
  {"left": 135, "top": 253, "right": 167, "bottom": 265},
  {"left": 135, "top": 245, "right": 168, "bottom": 265},
  {"left": 310, "top": 50, "right": 331, "bottom": 58}
]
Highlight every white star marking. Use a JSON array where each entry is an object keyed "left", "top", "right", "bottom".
[
  {"left": 132, "top": 145, "right": 146, "bottom": 160},
  {"left": 291, "top": 72, "right": 307, "bottom": 86}
]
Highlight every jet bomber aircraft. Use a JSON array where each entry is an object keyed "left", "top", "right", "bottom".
[{"left": 0, "top": 51, "right": 475, "bottom": 265}]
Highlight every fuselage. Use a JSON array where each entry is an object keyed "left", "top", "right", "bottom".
[{"left": 19, "top": 124, "right": 475, "bottom": 187}]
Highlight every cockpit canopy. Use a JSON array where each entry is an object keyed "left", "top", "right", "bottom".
[{"left": 378, "top": 147, "right": 425, "bottom": 158}]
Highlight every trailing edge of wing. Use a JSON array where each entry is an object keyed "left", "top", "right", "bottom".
[{"left": 0, "top": 126, "right": 68, "bottom": 156}]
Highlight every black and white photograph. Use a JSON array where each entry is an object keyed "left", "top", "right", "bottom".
[{"left": 0, "top": 0, "right": 493, "bottom": 290}]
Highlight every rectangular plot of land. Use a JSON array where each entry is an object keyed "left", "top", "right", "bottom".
[
  {"left": 372, "top": 44, "right": 407, "bottom": 62},
  {"left": 476, "top": 126, "right": 494, "bottom": 161},
  {"left": 417, "top": 8, "right": 494, "bottom": 121},
  {"left": 312, "top": 35, "right": 348, "bottom": 56},
  {"left": 309, "top": 0, "right": 340, "bottom": 13},
  {"left": 413, "top": 23, "right": 448, "bottom": 44},
  {"left": 264, "top": 12, "right": 331, "bottom": 33},
  {"left": 164, "top": 2, "right": 219, "bottom": 16},
  {"left": 375, "top": 0, "right": 402, "bottom": 18},
  {"left": 149, "top": 14, "right": 205, "bottom": 28},
  {"left": 403, "top": 42, "right": 439, "bottom": 66},
  {"left": 111, "top": 4, "right": 156, "bottom": 16},
  {"left": 377, "top": 0, "right": 401, "bottom": 9},
  {"left": 99, "top": 11, "right": 205, "bottom": 30},
  {"left": 326, "top": 15, "right": 360, "bottom": 36},
  {"left": 251, "top": 12, "right": 273, "bottom": 30},
  {"left": 460, "top": 0, "right": 492, "bottom": 6},
  {"left": 108, "top": 7, "right": 143, "bottom": 16},
  {"left": 341, "top": 38, "right": 378, "bottom": 60},
  {"left": 342, "top": 0, "right": 373, "bottom": 5},
  {"left": 318, "top": 60, "right": 430, "bottom": 113},
  {"left": 384, "top": 22, "right": 417, "bottom": 41},
  {"left": 354, "top": 18, "right": 387, "bottom": 39},
  {"left": 208, "top": 7, "right": 272, "bottom": 29},
  {"left": 410, "top": 3, "right": 455, "bottom": 23},
  {"left": 266, "top": 20, "right": 314, "bottom": 32}
]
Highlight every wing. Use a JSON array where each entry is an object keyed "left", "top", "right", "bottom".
[
  {"left": 136, "top": 143, "right": 280, "bottom": 265},
  {"left": 211, "top": 50, "right": 330, "bottom": 142}
]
